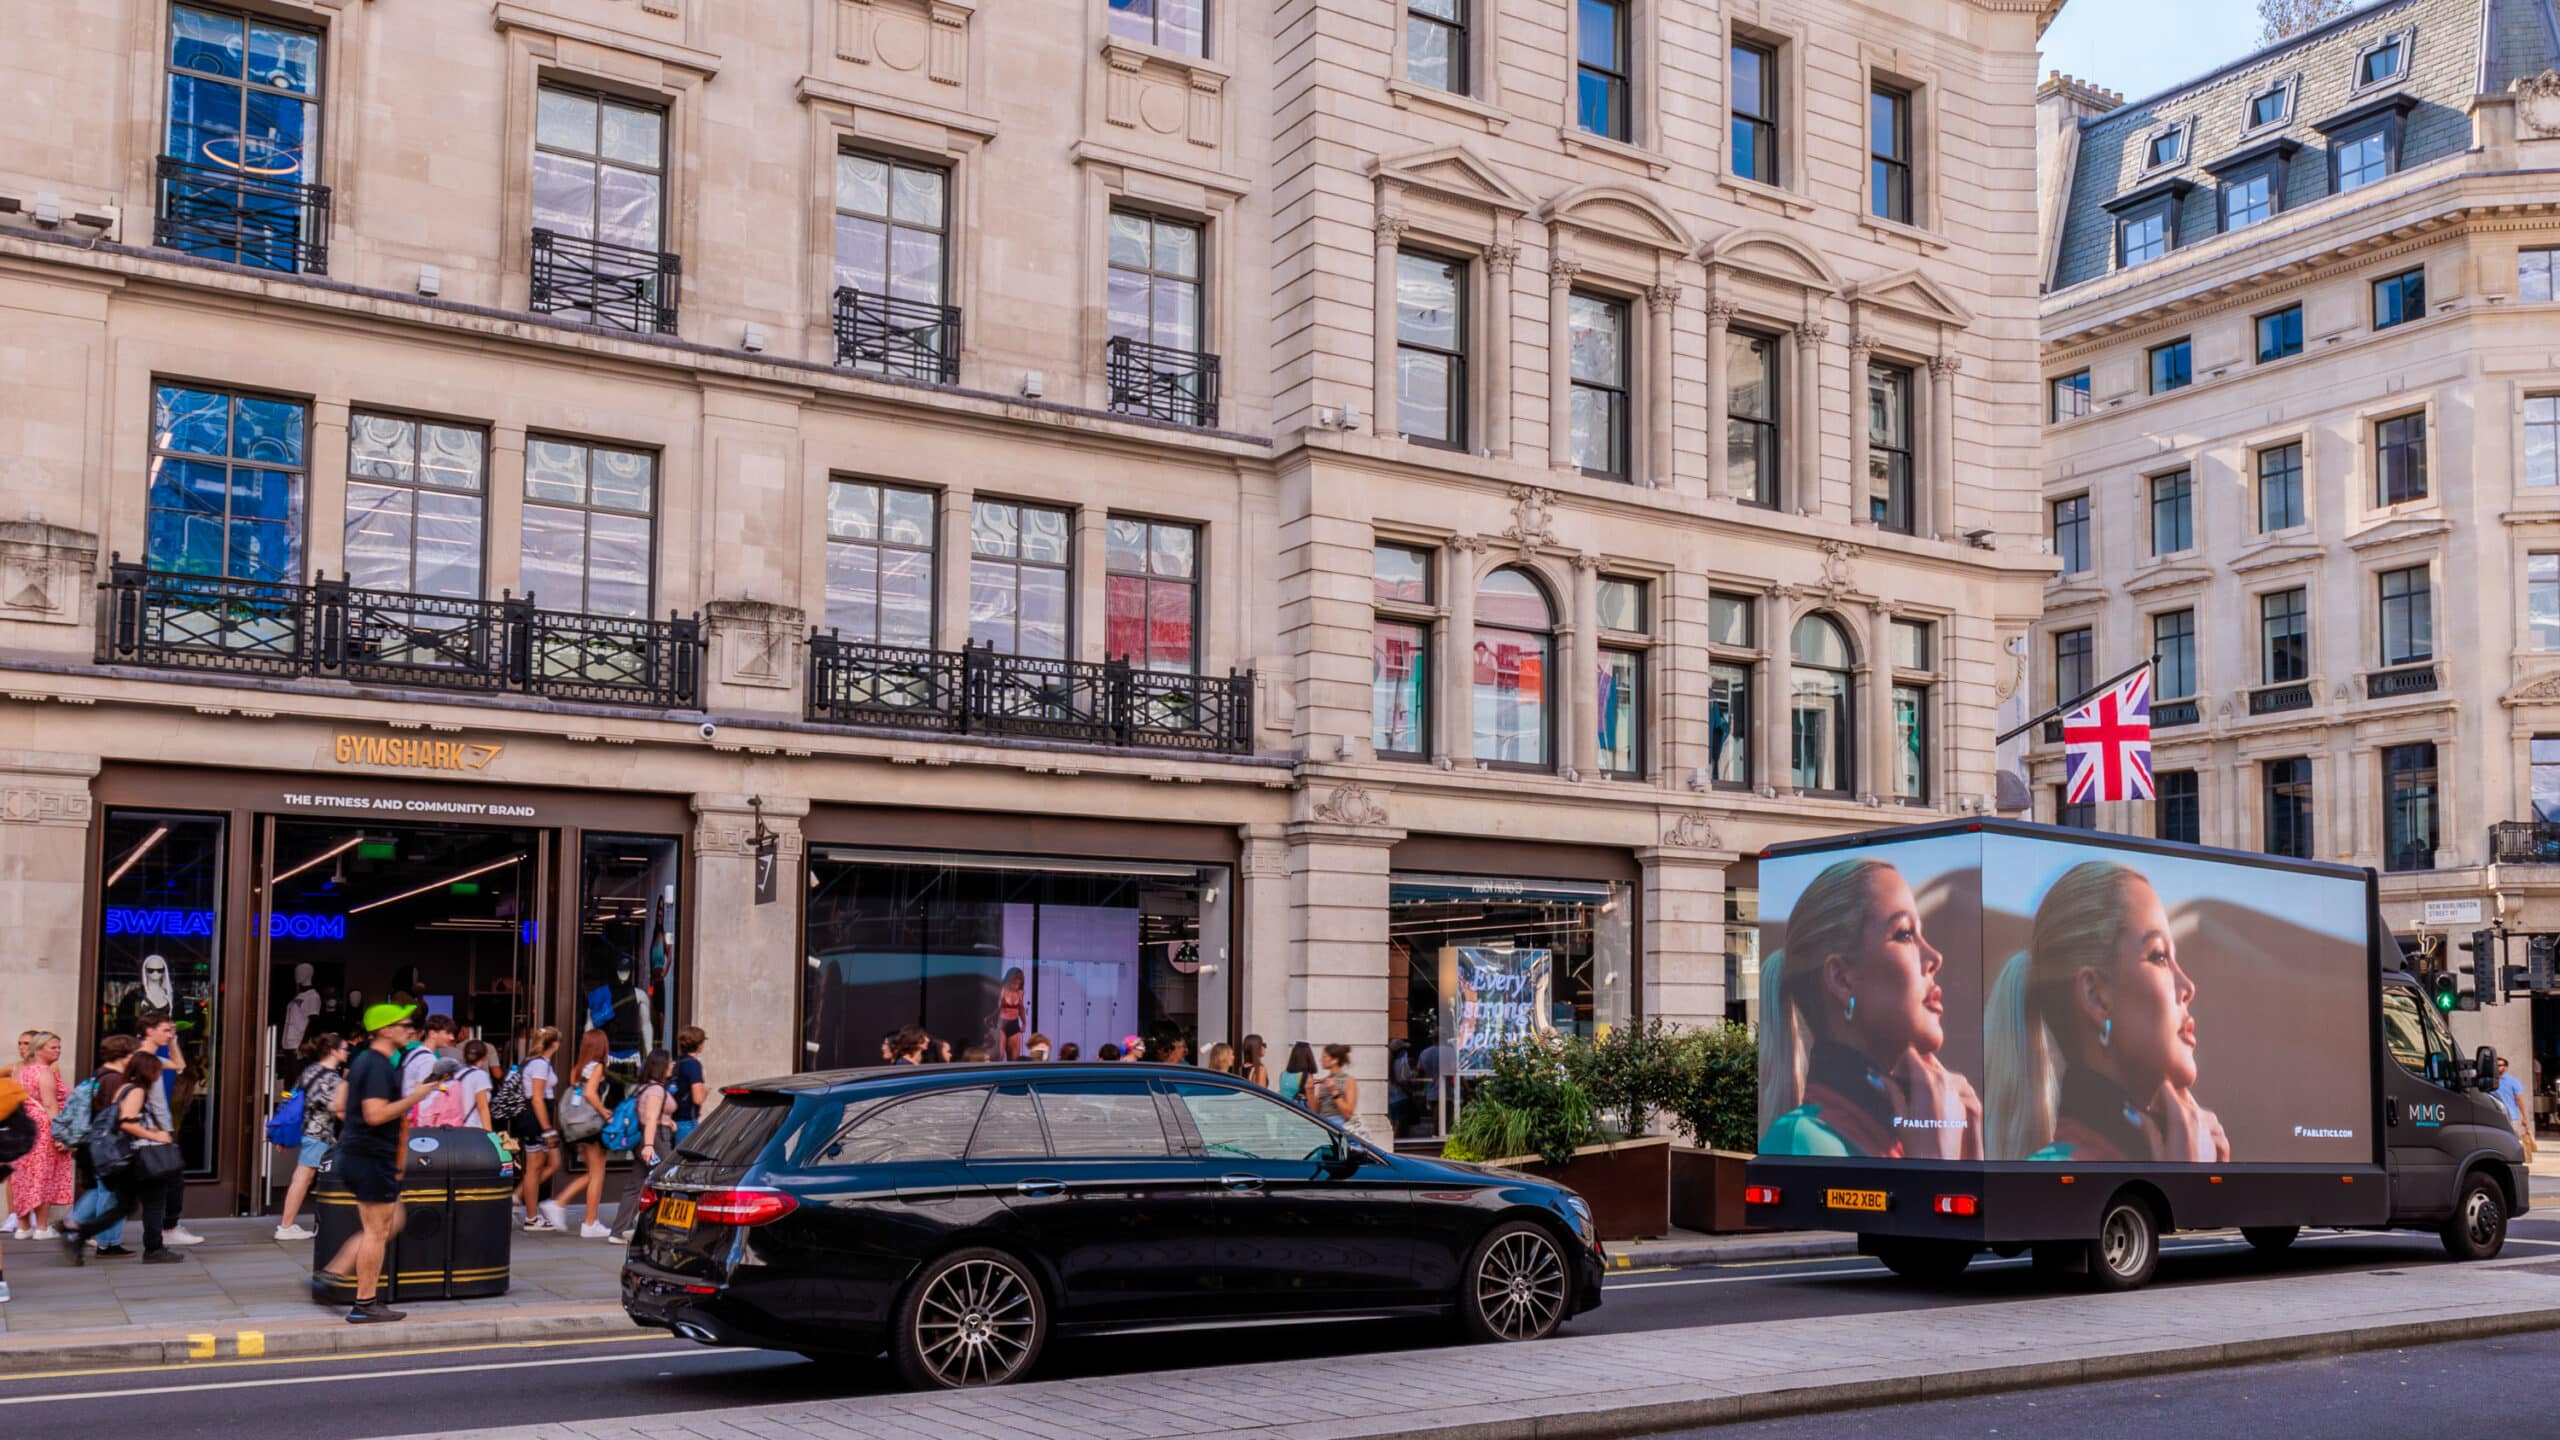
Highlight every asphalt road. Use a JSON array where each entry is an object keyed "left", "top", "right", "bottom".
[
  {"left": 5, "top": 1216, "right": 2558, "bottom": 1439},
  {"left": 1672, "top": 1325, "right": 2560, "bottom": 1439}
]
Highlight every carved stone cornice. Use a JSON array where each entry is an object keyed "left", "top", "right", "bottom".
[{"left": 1313, "top": 782, "right": 1390, "bottom": 826}]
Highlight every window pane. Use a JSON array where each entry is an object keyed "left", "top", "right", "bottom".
[
  {"left": 1374, "top": 545, "right": 1430, "bottom": 605},
  {"left": 1709, "top": 663, "right": 1751, "bottom": 784},
  {"left": 1792, "top": 614, "right": 1849, "bottom": 669},
  {"left": 519, "top": 505, "right": 588, "bottom": 608},
  {"left": 809, "top": 1090, "right": 986, "bottom": 1166},
  {"left": 1399, "top": 353, "right": 1456, "bottom": 443},
  {"left": 1595, "top": 578, "right": 1642, "bottom": 632},
  {"left": 584, "top": 511, "right": 653, "bottom": 618},
  {"left": 531, "top": 152, "right": 597, "bottom": 237},
  {"left": 342, "top": 482, "right": 413, "bottom": 592},
  {"left": 1408, "top": 16, "right": 1453, "bottom": 90},
  {"left": 600, "top": 102, "right": 663, "bottom": 168},
  {"left": 414, "top": 490, "right": 484, "bottom": 600},
  {"left": 590, "top": 448, "right": 655, "bottom": 513},
  {"left": 1176, "top": 1084, "right": 1335, "bottom": 1161},
  {"left": 1598, "top": 649, "right": 1640, "bottom": 773},
  {"left": 1106, "top": 517, "right": 1148, "bottom": 573},
  {"left": 1018, "top": 565, "right": 1067, "bottom": 659},
  {"left": 171, "top": 5, "right": 245, "bottom": 77},
  {"left": 1476, "top": 568, "right": 1551, "bottom": 629},
  {"left": 1374, "top": 618, "right": 1427, "bottom": 753},
  {"left": 1152, "top": 523, "right": 1195, "bottom": 578},
  {"left": 1576, "top": 0, "right": 1620, "bottom": 69},
  {"left": 1891, "top": 619, "right": 1930, "bottom": 670},
  {"left": 1568, "top": 296, "right": 1623, "bottom": 384},
  {"left": 1708, "top": 593, "right": 1754, "bottom": 648},
  {"left": 969, "top": 1087, "right": 1047, "bottom": 1159},
  {"left": 1037, "top": 1082, "right": 1170, "bottom": 1158},
  {"left": 537, "top": 87, "right": 597, "bottom": 153},
  {"left": 1020, "top": 505, "right": 1071, "bottom": 564},
  {"left": 972, "top": 499, "right": 1018, "bottom": 558},
  {"left": 1891, "top": 683, "right": 1926, "bottom": 799},
  {"left": 1472, "top": 628, "right": 1549, "bottom": 764}
]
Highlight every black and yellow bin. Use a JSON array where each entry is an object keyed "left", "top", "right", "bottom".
[{"left": 312, "top": 1126, "right": 519, "bottom": 1304}]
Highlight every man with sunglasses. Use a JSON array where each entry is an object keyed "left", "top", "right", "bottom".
[{"left": 322, "top": 1003, "right": 453, "bottom": 1324}]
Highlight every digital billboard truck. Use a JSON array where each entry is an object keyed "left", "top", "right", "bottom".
[{"left": 1741, "top": 819, "right": 2527, "bottom": 1290}]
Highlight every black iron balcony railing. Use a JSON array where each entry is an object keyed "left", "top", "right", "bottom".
[
  {"left": 2367, "top": 662, "right": 2440, "bottom": 698},
  {"left": 531, "top": 228, "right": 680, "bottom": 336},
  {"left": 155, "top": 154, "right": 330, "bottom": 274},
  {"left": 98, "top": 561, "right": 702, "bottom": 710},
  {"left": 2249, "top": 680, "right": 2315, "bottom": 715},
  {"left": 2493, "top": 821, "right": 2560, "bottom": 865},
  {"left": 834, "top": 288, "right": 961, "bottom": 384},
  {"left": 808, "top": 634, "right": 1254, "bottom": 755},
  {"left": 1106, "top": 336, "right": 1221, "bottom": 428},
  {"left": 2153, "top": 698, "right": 2202, "bottom": 728}
]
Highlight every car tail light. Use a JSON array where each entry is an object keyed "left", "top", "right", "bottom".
[
  {"left": 638, "top": 1185, "right": 658, "bottom": 1209},
  {"left": 695, "top": 1189, "right": 798, "bottom": 1226},
  {"left": 1743, "top": 1185, "right": 1782, "bottom": 1206},
  {"left": 1932, "top": 1194, "right": 1979, "bottom": 1217}
]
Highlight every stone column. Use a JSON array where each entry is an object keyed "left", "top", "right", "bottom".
[
  {"left": 0, "top": 751, "right": 99, "bottom": 1057},
  {"left": 487, "top": 425, "right": 528, "bottom": 599},
  {"left": 1440, "top": 537, "right": 1484, "bottom": 766},
  {"left": 1845, "top": 334, "right": 1878, "bottom": 529},
  {"left": 1074, "top": 507, "right": 1109, "bottom": 665},
  {"left": 1237, "top": 824, "right": 1291, "bottom": 1047},
  {"left": 1764, "top": 587, "right": 1796, "bottom": 794},
  {"left": 1644, "top": 283, "right": 1679, "bottom": 490},
  {"left": 1569, "top": 553, "right": 1602, "bottom": 778},
  {"left": 1929, "top": 353, "right": 1962, "bottom": 542},
  {"left": 1373, "top": 210, "right": 1409, "bottom": 437},
  {"left": 1485, "top": 237, "right": 1518, "bottom": 458},
  {"left": 307, "top": 400, "right": 351, "bottom": 579},
  {"left": 1703, "top": 299, "right": 1738, "bottom": 499},
  {"left": 1792, "top": 322, "right": 1829, "bottom": 517},
  {"left": 1547, "top": 255, "right": 1582, "bottom": 472},
  {"left": 936, "top": 486, "right": 976, "bottom": 652},
  {"left": 1639, "top": 842, "right": 1731, "bottom": 1029},
  {"left": 689, "top": 792, "right": 809, "bottom": 1083},
  {"left": 1867, "top": 601, "right": 1897, "bottom": 804},
  {"left": 1289, "top": 786, "right": 1404, "bottom": 1141}
]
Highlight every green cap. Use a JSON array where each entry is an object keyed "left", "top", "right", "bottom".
[{"left": 362, "top": 1001, "right": 421, "bottom": 1035}]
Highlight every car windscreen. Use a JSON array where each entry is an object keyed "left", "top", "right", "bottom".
[{"left": 674, "top": 1090, "right": 793, "bottom": 1164}]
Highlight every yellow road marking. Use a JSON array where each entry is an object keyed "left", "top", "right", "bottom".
[
  {"left": 186, "top": 1335, "right": 215, "bottom": 1360},
  {"left": 236, "top": 1332, "right": 265, "bottom": 1359},
  {"left": 0, "top": 1332, "right": 663, "bottom": 1385},
  {"left": 1608, "top": 1263, "right": 1675, "bottom": 1275}
]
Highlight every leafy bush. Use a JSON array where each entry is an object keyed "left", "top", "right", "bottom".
[
  {"left": 1441, "top": 1033, "right": 1599, "bottom": 1166},
  {"left": 1667, "top": 1023, "right": 1759, "bottom": 1153},
  {"left": 1564, "top": 1019, "right": 1683, "bottom": 1140}
]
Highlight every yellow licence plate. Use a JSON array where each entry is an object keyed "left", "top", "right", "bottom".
[
  {"left": 1825, "top": 1188, "right": 1889, "bottom": 1213},
  {"left": 657, "top": 1196, "right": 697, "bottom": 1232}
]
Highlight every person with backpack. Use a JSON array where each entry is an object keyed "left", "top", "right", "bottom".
[
  {"left": 57, "top": 1036, "right": 136, "bottom": 1258},
  {"left": 453, "top": 1041, "right": 499, "bottom": 1130},
  {"left": 670, "top": 1027, "right": 709, "bottom": 1147},
  {"left": 604, "top": 1049, "right": 674, "bottom": 1244},
  {"left": 510, "top": 1028, "right": 563, "bottom": 1231},
  {"left": 541, "top": 1028, "right": 612, "bottom": 1239},
  {"left": 61, "top": 1050, "right": 183, "bottom": 1265},
  {"left": 272, "top": 1033, "right": 347, "bottom": 1241}
]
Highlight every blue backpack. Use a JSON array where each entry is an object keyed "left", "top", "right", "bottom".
[
  {"left": 601, "top": 1083, "right": 659, "bottom": 1152},
  {"left": 266, "top": 1090, "right": 307, "bottom": 1148}
]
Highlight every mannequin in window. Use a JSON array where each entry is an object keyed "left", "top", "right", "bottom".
[{"left": 281, "top": 962, "right": 322, "bottom": 1051}]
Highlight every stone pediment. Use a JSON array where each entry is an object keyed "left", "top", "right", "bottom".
[
  {"left": 2229, "top": 539, "right": 2323, "bottom": 574},
  {"left": 2042, "top": 580, "right": 2109, "bottom": 613},
  {"left": 1846, "top": 268, "right": 1976, "bottom": 328},
  {"left": 2343, "top": 514, "right": 2452, "bottom": 552},
  {"left": 2125, "top": 562, "right": 2213, "bottom": 595},
  {"left": 1369, "top": 143, "right": 1536, "bottom": 216},
  {"left": 1539, "top": 183, "right": 1693, "bottom": 254},
  {"left": 2502, "top": 669, "right": 2560, "bottom": 707},
  {"left": 1696, "top": 225, "right": 1843, "bottom": 294}
]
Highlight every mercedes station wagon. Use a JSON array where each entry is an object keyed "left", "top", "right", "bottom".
[{"left": 621, "top": 1063, "right": 1605, "bottom": 1388}]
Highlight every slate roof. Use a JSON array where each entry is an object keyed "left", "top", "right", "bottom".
[{"left": 2049, "top": 0, "right": 2560, "bottom": 294}]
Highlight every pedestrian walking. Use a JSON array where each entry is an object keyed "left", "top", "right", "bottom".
[
  {"left": 514, "top": 1027, "right": 564, "bottom": 1231},
  {"left": 1204, "top": 1042, "right": 1234, "bottom": 1076},
  {"left": 670, "top": 1027, "right": 709, "bottom": 1148},
  {"left": 61, "top": 1050, "right": 184, "bottom": 1265},
  {"left": 606, "top": 1050, "right": 674, "bottom": 1244},
  {"left": 272, "top": 1033, "right": 347, "bottom": 1240},
  {"left": 63, "top": 1036, "right": 137, "bottom": 1258},
  {"left": 889, "top": 1026, "right": 930, "bottom": 1065},
  {"left": 1307, "top": 1043, "right": 1367, "bottom": 1138},
  {"left": 318, "top": 1003, "right": 451, "bottom": 1323},
  {"left": 1236, "top": 1035, "right": 1270, "bottom": 1088},
  {"left": 133, "top": 1013, "right": 203, "bottom": 1247},
  {"left": 543, "top": 1028, "right": 613, "bottom": 1239},
  {"left": 1021, "top": 1033, "right": 1053, "bottom": 1062},
  {"left": 1278, "top": 1041, "right": 1318, "bottom": 1104},
  {"left": 454, "top": 1040, "right": 498, "bottom": 1130},
  {"left": 0, "top": 1059, "right": 29, "bottom": 1302},
  {"left": 10, "top": 1032, "right": 72, "bottom": 1239},
  {"left": 2495, "top": 1057, "right": 2536, "bottom": 1163},
  {"left": 1158, "top": 1036, "right": 1191, "bottom": 1067},
  {"left": 400, "top": 1015, "right": 459, "bottom": 1092}
]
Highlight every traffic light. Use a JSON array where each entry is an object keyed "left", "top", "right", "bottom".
[
  {"left": 2431, "top": 969, "right": 2462, "bottom": 1013},
  {"left": 2448, "top": 930, "right": 2486, "bottom": 1011}
]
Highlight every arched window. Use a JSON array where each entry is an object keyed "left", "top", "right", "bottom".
[
  {"left": 1474, "top": 567, "right": 1553, "bottom": 767},
  {"left": 1791, "top": 613, "right": 1854, "bottom": 793}
]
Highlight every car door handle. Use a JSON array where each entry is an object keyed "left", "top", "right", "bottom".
[
  {"left": 1219, "top": 1174, "right": 1264, "bottom": 1193},
  {"left": 1014, "top": 1179, "right": 1065, "bottom": 1198}
]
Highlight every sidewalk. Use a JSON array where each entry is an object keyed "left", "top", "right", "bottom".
[
  {"left": 399, "top": 1253, "right": 2560, "bottom": 1440},
  {"left": 0, "top": 1211, "right": 1835, "bottom": 1371}
]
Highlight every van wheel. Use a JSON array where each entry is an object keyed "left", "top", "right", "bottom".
[
  {"left": 1873, "top": 1238, "right": 1974, "bottom": 1282},
  {"left": 1460, "top": 1221, "right": 1571, "bottom": 1343},
  {"left": 2441, "top": 1174, "right": 2508, "bottom": 1262},
  {"left": 2085, "top": 1196, "right": 2160, "bottom": 1291},
  {"left": 892, "top": 1248, "right": 1047, "bottom": 1389},
  {"left": 2241, "top": 1226, "right": 2298, "bottom": 1255}
]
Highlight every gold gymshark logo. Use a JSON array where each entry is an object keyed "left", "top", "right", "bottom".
[{"left": 333, "top": 733, "right": 504, "bottom": 772}]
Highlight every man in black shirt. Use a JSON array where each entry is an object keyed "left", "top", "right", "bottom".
[{"left": 323, "top": 1003, "right": 450, "bottom": 1324}]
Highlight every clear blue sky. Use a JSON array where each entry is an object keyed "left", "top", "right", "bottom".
[{"left": 2039, "top": 0, "right": 2276, "bottom": 107}]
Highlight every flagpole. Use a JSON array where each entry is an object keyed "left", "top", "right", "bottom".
[{"left": 1994, "top": 658, "right": 2154, "bottom": 748}]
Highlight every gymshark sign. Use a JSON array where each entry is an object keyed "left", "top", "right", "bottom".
[{"left": 334, "top": 732, "right": 503, "bottom": 773}]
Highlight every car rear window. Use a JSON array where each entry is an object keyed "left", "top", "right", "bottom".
[
  {"left": 1035, "top": 1080, "right": 1170, "bottom": 1158},
  {"left": 969, "top": 1086, "right": 1048, "bottom": 1159},
  {"left": 676, "top": 1092, "right": 793, "bottom": 1165},
  {"left": 795, "top": 1088, "right": 988, "bottom": 1168}
]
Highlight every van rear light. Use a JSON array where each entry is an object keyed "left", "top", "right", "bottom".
[
  {"left": 1932, "top": 1194, "right": 1979, "bottom": 1217},
  {"left": 1743, "top": 1185, "right": 1782, "bottom": 1206},
  {"left": 695, "top": 1189, "right": 798, "bottom": 1226}
]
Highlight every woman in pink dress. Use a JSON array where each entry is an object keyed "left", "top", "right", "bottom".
[{"left": 10, "top": 1031, "right": 73, "bottom": 1238}]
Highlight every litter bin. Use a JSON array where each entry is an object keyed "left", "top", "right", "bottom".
[{"left": 312, "top": 1126, "right": 519, "bottom": 1305}]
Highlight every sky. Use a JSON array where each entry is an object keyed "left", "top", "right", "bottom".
[{"left": 2038, "top": 0, "right": 2286, "bottom": 108}]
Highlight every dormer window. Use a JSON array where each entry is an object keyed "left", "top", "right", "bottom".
[
  {"left": 2248, "top": 83, "right": 2287, "bottom": 130},
  {"left": 2146, "top": 127, "right": 2184, "bottom": 169},
  {"left": 2358, "top": 37, "right": 2403, "bottom": 87}
]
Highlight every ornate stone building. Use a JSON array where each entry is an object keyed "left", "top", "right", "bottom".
[
  {"left": 0, "top": 0, "right": 2052, "bottom": 1205},
  {"left": 2036, "top": 0, "right": 2560, "bottom": 1063}
]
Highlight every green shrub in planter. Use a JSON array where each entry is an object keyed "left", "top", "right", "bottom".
[
  {"left": 1668, "top": 1023, "right": 1759, "bottom": 1154},
  {"left": 1564, "top": 1019, "right": 1684, "bottom": 1140},
  {"left": 1440, "top": 1035, "right": 1598, "bottom": 1166}
]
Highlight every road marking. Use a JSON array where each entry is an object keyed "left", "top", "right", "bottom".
[
  {"left": 0, "top": 1333, "right": 667, "bottom": 1386},
  {"left": 237, "top": 1332, "right": 265, "bottom": 1359},
  {"left": 185, "top": 1335, "right": 215, "bottom": 1360},
  {"left": 1607, "top": 1234, "right": 2420, "bottom": 1290},
  {"left": 0, "top": 1346, "right": 762, "bottom": 1405}
]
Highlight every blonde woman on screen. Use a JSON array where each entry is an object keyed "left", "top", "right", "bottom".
[
  {"left": 1986, "top": 861, "right": 2228, "bottom": 1163},
  {"left": 1758, "top": 858, "right": 1981, "bottom": 1160}
]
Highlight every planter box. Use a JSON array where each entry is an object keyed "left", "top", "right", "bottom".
[
  {"left": 1477, "top": 1136, "right": 1672, "bottom": 1240},
  {"left": 1670, "top": 1146, "right": 1759, "bottom": 1234}
]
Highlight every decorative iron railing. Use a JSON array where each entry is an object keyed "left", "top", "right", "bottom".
[
  {"left": 2367, "top": 663, "right": 2440, "bottom": 698},
  {"left": 1105, "top": 336, "right": 1221, "bottom": 428},
  {"left": 155, "top": 154, "right": 330, "bottom": 274},
  {"left": 833, "top": 288, "right": 962, "bottom": 384},
  {"left": 2248, "top": 681, "right": 2314, "bottom": 715},
  {"left": 2492, "top": 822, "right": 2560, "bottom": 865},
  {"left": 530, "top": 228, "right": 680, "bottom": 336},
  {"left": 2153, "top": 698, "right": 2202, "bottom": 728},
  {"left": 99, "top": 561, "right": 702, "bottom": 709},
  {"left": 807, "top": 634, "right": 1253, "bottom": 755}
]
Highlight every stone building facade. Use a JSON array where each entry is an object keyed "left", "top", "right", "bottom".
[
  {"left": 2036, "top": 0, "right": 2560, "bottom": 1065},
  {"left": 0, "top": 0, "right": 2053, "bottom": 1208}
]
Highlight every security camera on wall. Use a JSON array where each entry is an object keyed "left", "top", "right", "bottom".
[{"left": 698, "top": 720, "right": 719, "bottom": 741}]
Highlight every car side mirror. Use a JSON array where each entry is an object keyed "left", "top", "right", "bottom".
[
  {"left": 2476, "top": 1047, "right": 2500, "bottom": 1093},
  {"left": 1325, "top": 1132, "right": 1369, "bottom": 1173}
]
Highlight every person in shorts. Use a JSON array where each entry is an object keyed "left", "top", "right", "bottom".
[{"left": 322, "top": 1004, "right": 451, "bottom": 1324}]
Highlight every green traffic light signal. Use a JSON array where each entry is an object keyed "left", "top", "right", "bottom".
[{"left": 2431, "top": 972, "right": 2460, "bottom": 1011}]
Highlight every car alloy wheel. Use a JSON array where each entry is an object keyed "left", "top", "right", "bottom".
[
  {"left": 1469, "top": 1223, "right": 1568, "bottom": 1342},
  {"left": 898, "top": 1250, "right": 1043, "bottom": 1389}
]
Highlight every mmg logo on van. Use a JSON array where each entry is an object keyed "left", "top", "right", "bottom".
[{"left": 2401, "top": 1103, "right": 2447, "bottom": 1129}]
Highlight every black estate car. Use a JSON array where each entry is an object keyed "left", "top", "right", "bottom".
[{"left": 621, "top": 1063, "right": 1605, "bottom": 1388}]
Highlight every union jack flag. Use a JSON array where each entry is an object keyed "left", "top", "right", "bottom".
[{"left": 2063, "top": 667, "right": 2154, "bottom": 804}]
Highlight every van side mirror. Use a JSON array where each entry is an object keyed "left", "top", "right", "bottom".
[{"left": 2476, "top": 1047, "right": 2500, "bottom": 1093}]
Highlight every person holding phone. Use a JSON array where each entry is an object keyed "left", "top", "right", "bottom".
[{"left": 319, "top": 1003, "right": 451, "bottom": 1323}]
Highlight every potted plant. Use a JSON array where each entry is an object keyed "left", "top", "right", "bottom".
[
  {"left": 1666, "top": 1022, "right": 1761, "bottom": 1233},
  {"left": 1442, "top": 1030, "right": 1675, "bottom": 1240}
]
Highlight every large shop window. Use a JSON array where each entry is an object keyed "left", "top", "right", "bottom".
[
  {"left": 96, "top": 810, "right": 228, "bottom": 1175},
  {"left": 1472, "top": 567, "right": 1553, "bottom": 768},
  {"left": 148, "top": 384, "right": 308, "bottom": 582},
  {"left": 578, "top": 835, "right": 683, "bottom": 1069},
  {"left": 802, "top": 849, "right": 1232, "bottom": 1071},
  {"left": 1385, "top": 874, "right": 1632, "bottom": 1142}
]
